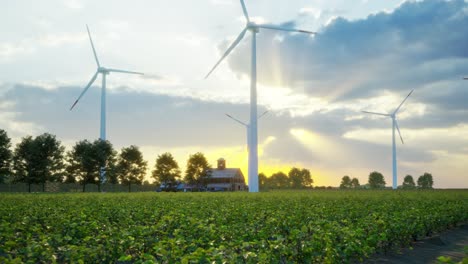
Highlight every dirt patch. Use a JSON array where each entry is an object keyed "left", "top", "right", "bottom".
[{"left": 365, "top": 224, "right": 468, "bottom": 263}]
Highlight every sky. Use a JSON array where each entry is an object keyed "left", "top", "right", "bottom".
[{"left": 0, "top": 0, "right": 467, "bottom": 188}]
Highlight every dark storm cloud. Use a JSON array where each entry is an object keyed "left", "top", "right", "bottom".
[
  {"left": 0, "top": 84, "right": 270, "bottom": 148},
  {"left": 226, "top": 0, "right": 468, "bottom": 105}
]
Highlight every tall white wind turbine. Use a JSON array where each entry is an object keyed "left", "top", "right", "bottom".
[
  {"left": 70, "top": 25, "right": 143, "bottom": 183},
  {"left": 206, "top": 0, "right": 315, "bottom": 192},
  {"left": 362, "top": 89, "right": 414, "bottom": 190}
]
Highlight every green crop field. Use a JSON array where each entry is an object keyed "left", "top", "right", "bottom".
[{"left": 0, "top": 190, "right": 467, "bottom": 263}]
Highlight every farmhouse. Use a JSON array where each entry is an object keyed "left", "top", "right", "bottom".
[{"left": 206, "top": 158, "right": 246, "bottom": 191}]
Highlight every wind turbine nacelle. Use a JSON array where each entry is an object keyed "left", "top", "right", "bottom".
[
  {"left": 98, "top": 67, "right": 110, "bottom": 74},
  {"left": 247, "top": 23, "right": 260, "bottom": 32}
]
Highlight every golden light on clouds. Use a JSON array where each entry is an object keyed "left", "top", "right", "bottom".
[{"left": 290, "top": 128, "right": 345, "bottom": 160}]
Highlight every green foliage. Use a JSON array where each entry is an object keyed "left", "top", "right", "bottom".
[
  {"left": 260, "top": 168, "right": 313, "bottom": 190},
  {"left": 368, "top": 171, "right": 386, "bottom": 189},
  {"left": 184, "top": 152, "right": 211, "bottom": 188},
  {"left": 0, "top": 129, "right": 12, "bottom": 184},
  {"left": 12, "top": 133, "right": 65, "bottom": 192},
  {"left": 351, "top": 177, "right": 360, "bottom": 188},
  {"left": 288, "top": 167, "right": 313, "bottom": 189},
  {"left": 341, "top": 176, "right": 361, "bottom": 189},
  {"left": 66, "top": 139, "right": 116, "bottom": 192},
  {"left": 258, "top": 173, "right": 268, "bottom": 190},
  {"left": 0, "top": 190, "right": 466, "bottom": 263},
  {"left": 340, "top": 175, "right": 352, "bottom": 189},
  {"left": 418, "top": 172, "right": 434, "bottom": 189},
  {"left": 402, "top": 175, "right": 416, "bottom": 189},
  {"left": 152, "top": 152, "right": 181, "bottom": 189},
  {"left": 269, "top": 171, "right": 289, "bottom": 189},
  {"left": 117, "top": 145, "right": 148, "bottom": 192}
]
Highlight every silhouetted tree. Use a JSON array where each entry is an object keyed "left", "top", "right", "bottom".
[
  {"left": 152, "top": 152, "right": 181, "bottom": 191},
  {"left": 117, "top": 145, "right": 147, "bottom": 192},
  {"left": 259, "top": 173, "right": 268, "bottom": 190},
  {"left": 402, "top": 175, "right": 416, "bottom": 189},
  {"left": 184, "top": 152, "right": 211, "bottom": 189},
  {"left": 288, "top": 167, "right": 313, "bottom": 189},
  {"left": 66, "top": 139, "right": 116, "bottom": 192},
  {"left": 13, "top": 133, "right": 65, "bottom": 192},
  {"left": 417, "top": 172, "right": 434, "bottom": 189},
  {"left": 340, "top": 175, "right": 352, "bottom": 189},
  {"left": 0, "top": 129, "right": 12, "bottom": 184},
  {"left": 351, "top": 178, "right": 360, "bottom": 188},
  {"left": 270, "top": 171, "right": 289, "bottom": 189},
  {"left": 368, "top": 171, "right": 386, "bottom": 189}
]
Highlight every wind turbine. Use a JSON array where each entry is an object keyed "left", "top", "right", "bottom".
[
  {"left": 362, "top": 89, "right": 414, "bottom": 190},
  {"left": 205, "top": 0, "right": 315, "bottom": 192},
  {"left": 70, "top": 25, "right": 143, "bottom": 183},
  {"left": 225, "top": 111, "right": 269, "bottom": 151}
]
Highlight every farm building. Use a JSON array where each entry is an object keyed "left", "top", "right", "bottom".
[{"left": 206, "top": 158, "right": 246, "bottom": 191}]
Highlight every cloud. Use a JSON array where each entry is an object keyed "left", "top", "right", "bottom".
[
  {"left": 0, "top": 32, "right": 87, "bottom": 61},
  {"left": 225, "top": 0, "right": 468, "bottom": 108},
  {"left": 0, "top": 82, "right": 466, "bottom": 187},
  {"left": 62, "top": 0, "right": 84, "bottom": 9}
]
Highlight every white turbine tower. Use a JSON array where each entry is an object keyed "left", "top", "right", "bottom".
[
  {"left": 205, "top": 0, "right": 315, "bottom": 192},
  {"left": 225, "top": 111, "right": 269, "bottom": 151},
  {"left": 70, "top": 25, "right": 143, "bottom": 183},
  {"left": 362, "top": 89, "right": 414, "bottom": 190}
]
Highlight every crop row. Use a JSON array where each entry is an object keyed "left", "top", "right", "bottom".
[{"left": 0, "top": 190, "right": 467, "bottom": 263}]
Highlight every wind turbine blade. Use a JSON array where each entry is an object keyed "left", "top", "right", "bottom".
[
  {"left": 395, "top": 120, "right": 404, "bottom": 144},
  {"left": 226, "top": 113, "right": 248, "bottom": 127},
  {"left": 257, "top": 24, "right": 316, "bottom": 34},
  {"left": 464, "top": 77, "right": 468, "bottom": 80},
  {"left": 394, "top": 89, "right": 414, "bottom": 114},
  {"left": 362, "top": 111, "right": 390, "bottom": 117},
  {"left": 205, "top": 27, "right": 248, "bottom": 79},
  {"left": 107, "top": 68, "right": 144, "bottom": 75},
  {"left": 240, "top": 0, "right": 250, "bottom": 22},
  {"left": 258, "top": 110, "right": 269, "bottom": 120},
  {"left": 70, "top": 71, "right": 99, "bottom": 110},
  {"left": 86, "top": 25, "right": 100, "bottom": 68}
]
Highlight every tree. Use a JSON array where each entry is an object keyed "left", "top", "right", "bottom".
[
  {"left": 351, "top": 178, "right": 360, "bottom": 188},
  {"left": 94, "top": 139, "right": 117, "bottom": 189},
  {"left": 288, "top": 167, "right": 313, "bottom": 189},
  {"left": 184, "top": 152, "right": 211, "bottom": 189},
  {"left": 117, "top": 145, "right": 147, "bottom": 192},
  {"left": 13, "top": 133, "right": 65, "bottom": 192},
  {"left": 258, "top": 173, "right": 268, "bottom": 190},
  {"left": 402, "top": 175, "right": 416, "bottom": 189},
  {"left": 66, "top": 139, "right": 116, "bottom": 192},
  {"left": 269, "top": 171, "right": 289, "bottom": 189},
  {"left": 417, "top": 172, "right": 434, "bottom": 189},
  {"left": 340, "top": 175, "right": 352, "bottom": 189},
  {"left": 0, "top": 129, "right": 12, "bottom": 184},
  {"left": 66, "top": 140, "right": 94, "bottom": 188},
  {"left": 152, "top": 152, "right": 181, "bottom": 191},
  {"left": 368, "top": 171, "right": 386, "bottom": 189}
]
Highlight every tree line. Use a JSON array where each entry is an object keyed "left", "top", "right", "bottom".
[
  {"left": 0, "top": 129, "right": 435, "bottom": 192},
  {"left": 0, "top": 130, "right": 214, "bottom": 192},
  {"left": 339, "top": 171, "right": 434, "bottom": 189},
  {"left": 258, "top": 168, "right": 313, "bottom": 190}
]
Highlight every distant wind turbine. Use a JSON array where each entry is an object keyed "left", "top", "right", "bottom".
[
  {"left": 362, "top": 89, "right": 414, "bottom": 190},
  {"left": 70, "top": 25, "right": 143, "bottom": 183},
  {"left": 206, "top": 0, "right": 316, "bottom": 192},
  {"left": 225, "top": 111, "right": 269, "bottom": 151}
]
